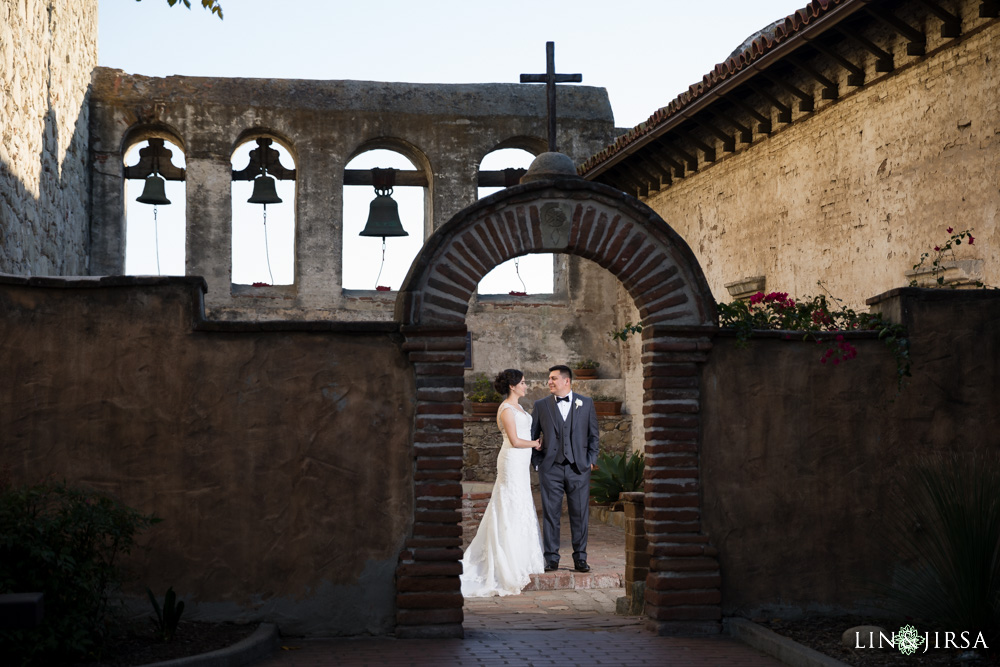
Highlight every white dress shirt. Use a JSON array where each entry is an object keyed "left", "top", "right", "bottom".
[{"left": 556, "top": 391, "right": 573, "bottom": 421}]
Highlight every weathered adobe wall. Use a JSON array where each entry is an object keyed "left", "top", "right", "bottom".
[
  {"left": 700, "top": 289, "right": 1000, "bottom": 616},
  {"left": 645, "top": 10, "right": 1000, "bottom": 309},
  {"left": 88, "top": 69, "right": 617, "bottom": 322},
  {"left": 0, "top": 0, "right": 96, "bottom": 275},
  {"left": 0, "top": 276, "right": 414, "bottom": 636}
]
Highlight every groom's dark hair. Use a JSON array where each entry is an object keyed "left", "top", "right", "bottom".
[{"left": 549, "top": 364, "right": 573, "bottom": 381}]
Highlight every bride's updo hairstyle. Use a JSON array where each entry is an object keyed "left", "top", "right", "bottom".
[{"left": 494, "top": 369, "right": 524, "bottom": 397}]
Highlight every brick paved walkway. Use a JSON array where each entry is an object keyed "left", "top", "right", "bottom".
[{"left": 255, "top": 512, "right": 783, "bottom": 666}]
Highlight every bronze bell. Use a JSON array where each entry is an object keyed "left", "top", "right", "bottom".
[
  {"left": 136, "top": 175, "right": 171, "bottom": 205},
  {"left": 248, "top": 176, "right": 282, "bottom": 205},
  {"left": 359, "top": 193, "right": 408, "bottom": 238}
]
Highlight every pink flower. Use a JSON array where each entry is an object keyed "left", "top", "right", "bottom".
[
  {"left": 934, "top": 246, "right": 940, "bottom": 252},
  {"left": 749, "top": 292, "right": 765, "bottom": 305},
  {"left": 947, "top": 227, "right": 954, "bottom": 234},
  {"left": 969, "top": 235, "right": 975, "bottom": 245}
]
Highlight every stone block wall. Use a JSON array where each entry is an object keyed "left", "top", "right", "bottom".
[
  {"left": 0, "top": 0, "right": 96, "bottom": 275},
  {"left": 463, "top": 414, "right": 631, "bottom": 482}
]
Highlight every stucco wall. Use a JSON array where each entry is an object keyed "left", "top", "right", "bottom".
[
  {"left": 0, "top": 276, "right": 414, "bottom": 635},
  {"left": 645, "top": 15, "right": 1000, "bottom": 309},
  {"left": 700, "top": 289, "right": 1000, "bottom": 615},
  {"left": 0, "top": 0, "right": 96, "bottom": 275}
]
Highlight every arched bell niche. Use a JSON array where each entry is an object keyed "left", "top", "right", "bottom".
[{"left": 393, "top": 172, "right": 722, "bottom": 638}]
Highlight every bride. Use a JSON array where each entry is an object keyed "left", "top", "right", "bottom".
[{"left": 460, "top": 369, "right": 545, "bottom": 597}]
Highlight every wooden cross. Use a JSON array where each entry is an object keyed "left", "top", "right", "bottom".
[{"left": 520, "top": 42, "right": 582, "bottom": 153}]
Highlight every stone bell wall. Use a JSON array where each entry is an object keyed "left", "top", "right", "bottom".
[
  {"left": 699, "top": 288, "right": 1000, "bottom": 616},
  {"left": 0, "top": 275, "right": 414, "bottom": 636},
  {"left": 0, "top": 0, "right": 97, "bottom": 275},
  {"left": 87, "top": 69, "right": 617, "bottom": 322}
]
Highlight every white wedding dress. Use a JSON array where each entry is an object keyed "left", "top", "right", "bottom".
[{"left": 460, "top": 401, "right": 544, "bottom": 597}]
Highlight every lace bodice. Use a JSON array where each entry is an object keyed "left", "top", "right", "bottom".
[{"left": 497, "top": 401, "right": 532, "bottom": 443}]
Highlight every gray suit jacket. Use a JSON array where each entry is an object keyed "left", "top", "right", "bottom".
[{"left": 530, "top": 393, "right": 600, "bottom": 474}]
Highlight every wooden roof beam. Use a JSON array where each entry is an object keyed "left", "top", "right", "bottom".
[
  {"left": 679, "top": 131, "right": 716, "bottom": 163},
  {"left": 648, "top": 145, "right": 687, "bottom": 178},
  {"left": 713, "top": 111, "right": 753, "bottom": 145},
  {"left": 747, "top": 83, "right": 793, "bottom": 124},
  {"left": 836, "top": 28, "right": 894, "bottom": 72},
  {"left": 693, "top": 118, "right": 737, "bottom": 153},
  {"left": 725, "top": 95, "right": 773, "bottom": 135},
  {"left": 760, "top": 72, "right": 814, "bottom": 112},
  {"left": 343, "top": 169, "right": 428, "bottom": 187},
  {"left": 620, "top": 163, "right": 653, "bottom": 198},
  {"left": 787, "top": 55, "right": 838, "bottom": 100},
  {"left": 865, "top": 6, "right": 926, "bottom": 56},
  {"left": 658, "top": 140, "right": 699, "bottom": 173},
  {"left": 608, "top": 167, "right": 645, "bottom": 198},
  {"left": 602, "top": 173, "right": 639, "bottom": 198},
  {"left": 913, "top": 0, "right": 961, "bottom": 38},
  {"left": 636, "top": 153, "right": 674, "bottom": 187},
  {"left": 807, "top": 41, "right": 865, "bottom": 87}
]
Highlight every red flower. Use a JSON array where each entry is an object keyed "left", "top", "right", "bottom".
[
  {"left": 934, "top": 246, "right": 940, "bottom": 252},
  {"left": 969, "top": 235, "right": 975, "bottom": 245},
  {"left": 947, "top": 227, "right": 954, "bottom": 234}
]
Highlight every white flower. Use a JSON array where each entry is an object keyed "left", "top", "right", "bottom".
[{"left": 575, "top": 398, "right": 583, "bottom": 409}]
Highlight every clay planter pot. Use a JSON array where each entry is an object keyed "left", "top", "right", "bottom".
[
  {"left": 594, "top": 400, "right": 622, "bottom": 416},
  {"left": 469, "top": 402, "right": 500, "bottom": 416},
  {"left": 573, "top": 368, "right": 598, "bottom": 379}
]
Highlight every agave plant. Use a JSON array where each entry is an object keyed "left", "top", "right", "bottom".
[
  {"left": 590, "top": 450, "right": 645, "bottom": 505},
  {"left": 881, "top": 451, "right": 1000, "bottom": 647}
]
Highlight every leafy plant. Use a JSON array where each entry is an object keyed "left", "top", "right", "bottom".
[
  {"left": 574, "top": 358, "right": 600, "bottom": 370},
  {"left": 590, "top": 451, "right": 645, "bottom": 504},
  {"left": 591, "top": 393, "right": 621, "bottom": 402},
  {"left": 0, "top": 479, "right": 159, "bottom": 664},
  {"left": 466, "top": 373, "right": 502, "bottom": 403},
  {"left": 716, "top": 283, "right": 910, "bottom": 386},
  {"left": 880, "top": 452, "right": 1000, "bottom": 649},
  {"left": 909, "top": 226, "right": 981, "bottom": 287},
  {"left": 610, "top": 321, "right": 644, "bottom": 341},
  {"left": 147, "top": 586, "right": 185, "bottom": 642}
]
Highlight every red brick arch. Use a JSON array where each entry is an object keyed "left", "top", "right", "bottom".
[{"left": 393, "top": 177, "right": 722, "bottom": 638}]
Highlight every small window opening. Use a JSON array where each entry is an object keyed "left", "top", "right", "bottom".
[
  {"left": 342, "top": 149, "right": 425, "bottom": 291},
  {"left": 231, "top": 138, "right": 296, "bottom": 286},
  {"left": 477, "top": 148, "right": 553, "bottom": 295},
  {"left": 124, "top": 138, "right": 186, "bottom": 275}
]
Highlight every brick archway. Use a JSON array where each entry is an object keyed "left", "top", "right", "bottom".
[{"left": 394, "top": 177, "right": 721, "bottom": 638}]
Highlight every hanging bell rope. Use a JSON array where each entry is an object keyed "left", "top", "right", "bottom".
[{"left": 514, "top": 257, "right": 527, "bottom": 294}]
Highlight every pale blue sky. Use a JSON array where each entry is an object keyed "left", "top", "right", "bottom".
[{"left": 103, "top": 0, "right": 808, "bottom": 289}]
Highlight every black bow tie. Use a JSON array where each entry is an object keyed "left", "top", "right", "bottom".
[{"left": 556, "top": 396, "right": 570, "bottom": 403}]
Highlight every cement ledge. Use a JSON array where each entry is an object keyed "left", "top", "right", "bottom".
[
  {"left": 139, "top": 623, "right": 279, "bottom": 667},
  {"left": 726, "top": 618, "right": 850, "bottom": 667}
]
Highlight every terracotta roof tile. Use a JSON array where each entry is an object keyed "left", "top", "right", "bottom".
[{"left": 580, "top": 0, "right": 852, "bottom": 176}]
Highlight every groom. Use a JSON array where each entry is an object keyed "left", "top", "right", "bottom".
[{"left": 531, "top": 364, "right": 600, "bottom": 573}]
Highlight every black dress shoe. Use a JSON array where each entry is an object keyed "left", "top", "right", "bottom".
[
  {"left": 574, "top": 559, "right": 590, "bottom": 572},
  {"left": 544, "top": 561, "right": 558, "bottom": 572}
]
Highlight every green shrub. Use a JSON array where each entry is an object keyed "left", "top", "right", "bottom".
[
  {"left": 467, "top": 373, "right": 502, "bottom": 403},
  {"left": 590, "top": 451, "right": 645, "bottom": 504},
  {"left": 147, "top": 586, "right": 185, "bottom": 642},
  {"left": 882, "top": 452, "right": 1000, "bottom": 648},
  {"left": 0, "top": 479, "right": 159, "bottom": 664}
]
